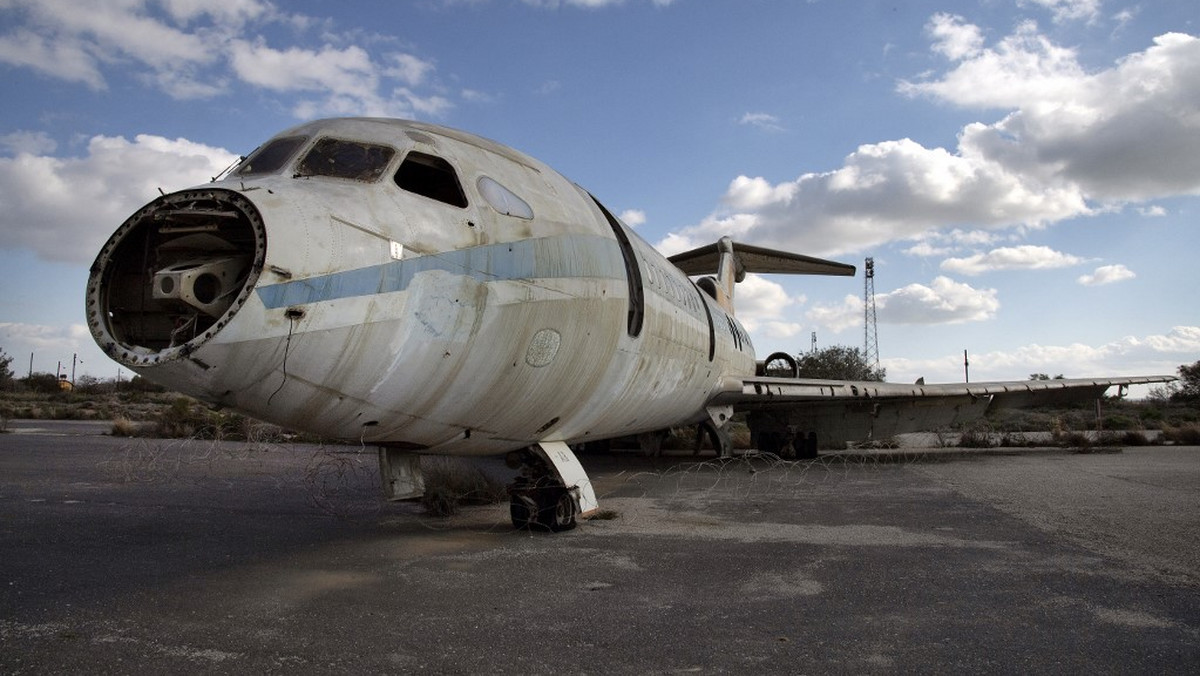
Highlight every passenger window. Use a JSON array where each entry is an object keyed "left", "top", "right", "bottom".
[
  {"left": 395, "top": 152, "right": 468, "bottom": 208},
  {"left": 477, "top": 176, "right": 533, "bottom": 219},
  {"left": 236, "top": 136, "right": 307, "bottom": 176},
  {"left": 296, "top": 138, "right": 396, "bottom": 181}
]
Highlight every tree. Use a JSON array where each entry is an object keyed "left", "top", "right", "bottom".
[
  {"left": 0, "top": 347, "right": 13, "bottom": 391},
  {"left": 1171, "top": 360, "right": 1200, "bottom": 403},
  {"left": 1029, "top": 373, "right": 1065, "bottom": 380},
  {"left": 74, "top": 374, "right": 105, "bottom": 394},
  {"left": 19, "top": 373, "right": 62, "bottom": 394},
  {"left": 793, "top": 345, "right": 886, "bottom": 381}
]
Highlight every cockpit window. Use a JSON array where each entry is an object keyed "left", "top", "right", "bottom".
[
  {"left": 296, "top": 138, "right": 396, "bottom": 181},
  {"left": 235, "top": 135, "right": 307, "bottom": 176},
  {"left": 395, "top": 152, "right": 468, "bottom": 208},
  {"left": 478, "top": 176, "right": 533, "bottom": 219}
]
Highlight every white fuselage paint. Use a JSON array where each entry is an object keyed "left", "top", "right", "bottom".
[{"left": 91, "top": 119, "right": 755, "bottom": 455}]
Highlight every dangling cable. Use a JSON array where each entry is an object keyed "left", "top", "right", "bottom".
[{"left": 267, "top": 314, "right": 297, "bottom": 406}]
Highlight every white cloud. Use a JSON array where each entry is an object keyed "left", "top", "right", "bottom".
[
  {"left": 0, "top": 322, "right": 90, "bottom": 354},
  {"left": 659, "top": 135, "right": 1089, "bottom": 257},
  {"left": 904, "top": 241, "right": 952, "bottom": 258},
  {"left": 885, "top": 326, "right": 1200, "bottom": 384},
  {"left": 0, "top": 27, "right": 107, "bottom": 89},
  {"left": 230, "top": 40, "right": 373, "bottom": 94},
  {"left": 941, "top": 245, "right": 1085, "bottom": 275},
  {"left": 947, "top": 229, "right": 1004, "bottom": 247},
  {"left": 619, "top": 209, "right": 646, "bottom": 227},
  {"left": 901, "top": 19, "right": 1089, "bottom": 108},
  {"left": 905, "top": 27, "right": 1200, "bottom": 202},
  {"left": 878, "top": 276, "right": 1000, "bottom": 324},
  {"left": 927, "top": 13, "right": 984, "bottom": 60},
  {"left": 904, "top": 228, "right": 1004, "bottom": 257},
  {"left": 0, "top": 134, "right": 238, "bottom": 263},
  {"left": 0, "top": 0, "right": 456, "bottom": 116},
  {"left": 228, "top": 40, "right": 449, "bottom": 118},
  {"left": 1017, "top": 0, "right": 1102, "bottom": 25},
  {"left": 660, "top": 25, "right": 1200, "bottom": 258},
  {"left": 723, "top": 175, "right": 798, "bottom": 210},
  {"left": 520, "top": 0, "right": 677, "bottom": 7},
  {"left": 806, "top": 294, "right": 863, "bottom": 333},
  {"left": 739, "top": 112, "right": 785, "bottom": 132},
  {"left": 0, "top": 0, "right": 229, "bottom": 92},
  {"left": 386, "top": 53, "right": 436, "bottom": 87},
  {"left": 0, "top": 131, "right": 57, "bottom": 156},
  {"left": 161, "top": 0, "right": 271, "bottom": 25},
  {"left": 1078, "top": 264, "right": 1136, "bottom": 286},
  {"left": 734, "top": 274, "right": 806, "bottom": 338}
]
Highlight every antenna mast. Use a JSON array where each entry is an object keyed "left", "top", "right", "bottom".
[{"left": 864, "top": 257, "right": 880, "bottom": 371}]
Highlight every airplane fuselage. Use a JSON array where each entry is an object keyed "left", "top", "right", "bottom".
[{"left": 88, "top": 118, "right": 755, "bottom": 454}]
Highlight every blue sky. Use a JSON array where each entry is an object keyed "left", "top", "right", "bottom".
[{"left": 1, "top": 0, "right": 1197, "bottom": 390}]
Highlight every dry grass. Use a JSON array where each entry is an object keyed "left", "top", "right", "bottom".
[
  {"left": 1162, "top": 422, "right": 1200, "bottom": 445},
  {"left": 110, "top": 417, "right": 139, "bottom": 437},
  {"left": 419, "top": 457, "right": 507, "bottom": 517}
]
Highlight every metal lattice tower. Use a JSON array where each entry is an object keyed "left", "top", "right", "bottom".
[{"left": 863, "top": 257, "right": 880, "bottom": 370}]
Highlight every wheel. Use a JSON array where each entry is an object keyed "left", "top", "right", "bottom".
[
  {"left": 780, "top": 439, "right": 797, "bottom": 460},
  {"left": 798, "top": 431, "right": 819, "bottom": 459},
  {"left": 510, "top": 494, "right": 536, "bottom": 530},
  {"left": 550, "top": 491, "right": 577, "bottom": 532},
  {"left": 533, "top": 488, "right": 576, "bottom": 532},
  {"left": 757, "top": 430, "right": 783, "bottom": 455}
]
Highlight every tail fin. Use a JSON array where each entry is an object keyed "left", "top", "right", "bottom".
[{"left": 668, "top": 236, "right": 856, "bottom": 314}]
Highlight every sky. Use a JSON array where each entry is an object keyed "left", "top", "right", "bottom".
[{"left": 0, "top": 0, "right": 1197, "bottom": 393}]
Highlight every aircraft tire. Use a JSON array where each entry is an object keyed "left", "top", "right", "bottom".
[
  {"left": 510, "top": 494, "right": 537, "bottom": 530},
  {"left": 757, "top": 431, "right": 784, "bottom": 456},
  {"left": 536, "top": 489, "right": 577, "bottom": 532},
  {"left": 797, "top": 432, "right": 819, "bottom": 459}
]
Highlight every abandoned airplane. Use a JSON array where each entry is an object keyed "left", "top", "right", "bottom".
[{"left": 86, "top": 118, "right": 1172, "bottom": 531}]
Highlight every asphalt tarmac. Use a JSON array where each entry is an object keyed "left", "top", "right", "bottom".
[{"left": 1, "top": 422, "right": 1197, "bottom": 673}]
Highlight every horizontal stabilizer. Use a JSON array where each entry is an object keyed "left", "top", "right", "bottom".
[{"left": 669, "top": 240, "right": 856, "bottom": 278}]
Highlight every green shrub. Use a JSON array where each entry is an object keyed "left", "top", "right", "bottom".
[{"left": 1101, "top": 414, "right": 1136, "bottom": 430}]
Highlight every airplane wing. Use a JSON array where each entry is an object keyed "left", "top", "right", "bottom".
[{"left": 709, "top": 375, "right": 1176, "bottom": 449}]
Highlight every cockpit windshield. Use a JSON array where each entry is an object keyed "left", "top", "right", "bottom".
[
  {"left": 296, "top": 138, "right": 396, "bottom": 182},
  {"left": 235, "top": 136, "right": 307, "bottom": 177}
]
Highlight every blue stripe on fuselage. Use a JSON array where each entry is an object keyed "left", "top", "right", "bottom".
[{"left": 256, "top": 235, "right": 626, "bottom": 309}]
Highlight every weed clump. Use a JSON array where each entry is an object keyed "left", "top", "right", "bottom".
[
  {"left": 419, "top": 457, "right": 507, "bottom": 517},
  {"left": 957, "top": 425, "right": 994, "bottom": 448},
  {"left": 110, "top": 417, "right": 138, "bottom": 437},
  {"left": 1162, "top": 423, "right": 1200, "bottom": 445}
]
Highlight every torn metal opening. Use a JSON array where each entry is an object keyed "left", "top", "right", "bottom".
[{"left": 86, "top": 189, "right": 267, "bottom": 365}]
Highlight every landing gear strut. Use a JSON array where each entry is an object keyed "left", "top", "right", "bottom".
[{"left": 506, "top": 448, "right": 578, "bottom": 532}]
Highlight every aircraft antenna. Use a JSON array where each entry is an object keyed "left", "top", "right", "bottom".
[{"left": 864, "top": 257, "right": 880, "bottom": 371}]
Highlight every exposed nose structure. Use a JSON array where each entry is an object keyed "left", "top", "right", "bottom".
[{"left": 86, "top": 188, "right": 267, "bottom": 367}]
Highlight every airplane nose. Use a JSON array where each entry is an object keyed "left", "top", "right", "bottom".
[{"left": 86, "top": 188, "right": 267, "bottom": 367}]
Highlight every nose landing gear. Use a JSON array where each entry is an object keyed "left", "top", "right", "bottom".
[
  {"left": 506, "top": 449, "right": 577, "bottom": 532},
  {"left": 506, "top": 442, "right": 596, "bottom": 532}
]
